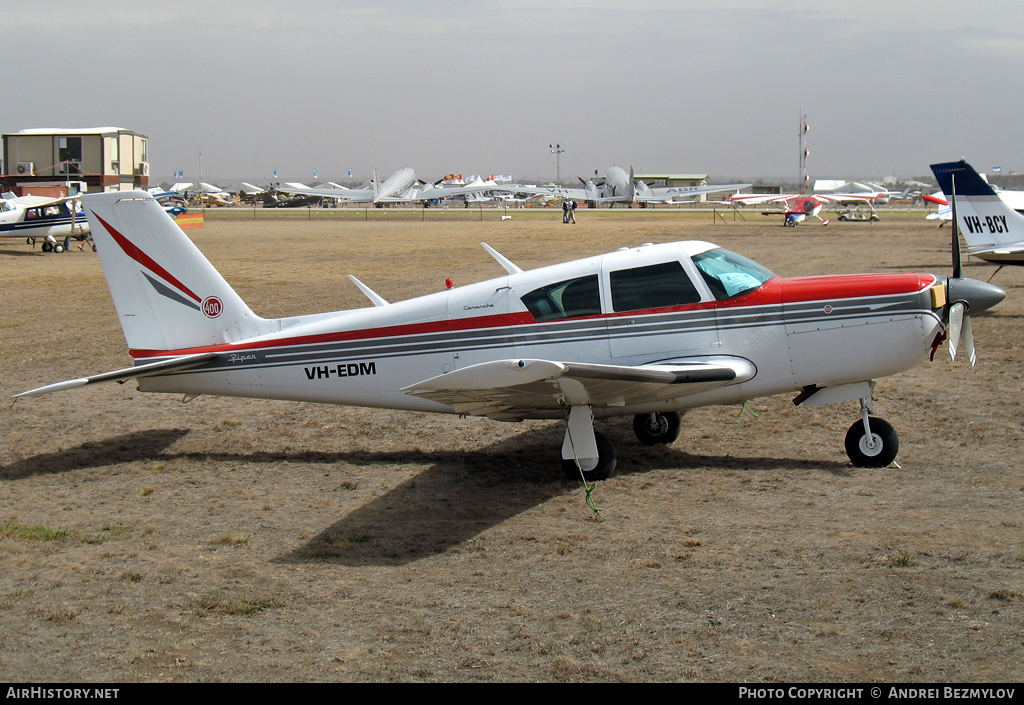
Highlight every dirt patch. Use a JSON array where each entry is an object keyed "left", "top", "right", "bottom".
[{"left": 2, "top": 209, "right": 1022, "bottom": 682}]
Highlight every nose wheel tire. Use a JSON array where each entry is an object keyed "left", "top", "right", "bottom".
[{"left": 844, "top": 416, "right": 899, "bottom": 467}]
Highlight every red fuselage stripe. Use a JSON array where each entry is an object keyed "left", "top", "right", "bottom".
[
  {"left": 130, "top": 273, "right": 935, "bottom": 359},
  {"left": 93, "top": 211, "right": 202, "bottom": 303}
]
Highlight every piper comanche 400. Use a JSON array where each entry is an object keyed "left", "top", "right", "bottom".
[{"left": 15, "top": 190, "right": 1006, "bottom": 480}]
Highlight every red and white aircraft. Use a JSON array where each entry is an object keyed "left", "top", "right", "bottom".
[
  {"left": 14, "top": 190, "right": 1005, "bottom": 480},
  {"left": 729, "top": 189, "right": 885, "bottom": 226}
]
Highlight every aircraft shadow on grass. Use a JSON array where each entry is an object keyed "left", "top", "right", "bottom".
[
  {"left": 0, "top": 428, "right": 191, "bottom": 480},
  {"left": 276, "top": 421, "right": 851, "bottom": 567},
  {"left": 1, "top": 423, "right": 848, "bottom": 565},
  {"left": 0, "top": 248, "right": 45, "bottom": 257}
]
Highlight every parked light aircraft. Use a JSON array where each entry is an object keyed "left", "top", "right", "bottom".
[
  {"left": 14, "top": 190, "right": 1006, "bottom": 480},
  {"left": 0, "top": 193, "right": 89, "bottom": 251},
  {"left": 931, "top": 160, "right": 1024, "bottom": 275},
  {"left": 274, "top": 168, "right": 498, "bottom": 206},
  {"left": 729, "top": 189, "right": 886, "bottom": 226},
  {"left": 498, "top": 166, "right": 750, "bottom": 208},
  {"left": 170, "top": 182, "right": 235, "bottom": 206}
]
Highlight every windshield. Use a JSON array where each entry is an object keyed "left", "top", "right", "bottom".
[{"left": 692, "top": 248, "right": 775, "bottom": 299}]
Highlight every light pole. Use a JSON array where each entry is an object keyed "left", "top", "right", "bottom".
[{"left": 550, "top": 143, "right": 564, "bottom": 185}]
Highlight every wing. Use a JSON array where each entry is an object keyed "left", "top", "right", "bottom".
[
  {"left": 402, "top": 357, "right": 755, "bottom": 420},
  {"left": 728, "top": 194, "right": 793, "bottom": 206},
  {"left": 814, "top": 193, "right": 883, "bottom": 204},
  {"left": 13, "top": 353, "right": 217, "bottom": 399},
  {"left": 274, "top": 184, "right": 375, "bottom": 202},
  {"left": 416, "top": 179, "right": 499, "bottom": 200},
  {"left": 494, "top": 184, "right": 591, "bottom": 200},
  {"left": 638, "top": 183, "right": 753, "bottom": 203}
]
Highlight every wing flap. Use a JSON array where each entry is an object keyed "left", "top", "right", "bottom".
[{"left": 13, "top": 352, "right": 217, "bottom": 399}]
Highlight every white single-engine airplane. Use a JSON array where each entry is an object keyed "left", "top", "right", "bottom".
[
  {"left": 14, "top": 190, "right": 1005, "bottom": 479},
  {"left": 0, "top": 193, "right": 90, "bottom": 251},
  {"left": 931, "top": 160, "right": 1024, "bottom": 275}
]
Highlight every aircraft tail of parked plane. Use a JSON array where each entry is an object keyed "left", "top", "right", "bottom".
[
  {"left": 86, "top": 194, "right": 272, "bottom": 352},
  {"left": 931, "top": 160, "right": 1024, "bottom": 271}
]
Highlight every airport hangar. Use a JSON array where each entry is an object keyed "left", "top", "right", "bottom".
[{"left": 1, "top": 127, "right": 149, "bottom": 198}]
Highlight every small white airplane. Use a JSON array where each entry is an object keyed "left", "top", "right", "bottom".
[
  {"left": 931, "top": 160, "right": 1024, "bottom": 275},
  {"left": 729, "top": 189, "right": 886, "bottom": 226},
  {"left": 499, "top": 166, "right": 750, "bottom": 208},
  {"left": 0, "top": 193, "right": 90, "bottom": 252},
  {"left": 14, "top": 189, "right": 1005, "bottom": 479},
  {"left": 171, "top": 182, "right": 235, "bottom": 206}
]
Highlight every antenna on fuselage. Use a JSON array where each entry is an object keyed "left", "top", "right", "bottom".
[
  {"left": 347, "top": 275, "right": 389, "bottom": 307},
  {"left": 481, "top": 242, "right": 522, "bottom": 274}
]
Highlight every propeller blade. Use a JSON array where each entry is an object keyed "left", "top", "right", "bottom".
[
  {"left": 948, "top": 301, "right": 965, "bottom": 361},
  {"left": 962, "top": 314, "right": 977, "bottom": 366},
  {"left": 951, "top": 172, "right": 963, "bottom": 280}
]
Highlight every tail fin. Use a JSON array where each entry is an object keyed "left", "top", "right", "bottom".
[
  {"left": 931, "top": 160, "right": 1024, "bottom": 252},
  {"left": 84, "top": 191, "right": 273, "bottom": 353}
]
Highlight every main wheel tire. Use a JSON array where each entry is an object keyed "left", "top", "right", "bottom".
[
  {"left": 844, "top": 416, "right": 899, "bottom": 467},
  {"left": 633, "top": 412, "right": 682, "bottom": 445},
  {"left": 561, "top": 431, "right": 617, "bottom": 482}
]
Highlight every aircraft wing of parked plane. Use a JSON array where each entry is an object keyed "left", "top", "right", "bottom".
[
  {"left": 275, "top": 168, "right": 420, "bottom": 204},
  {"left": 497, "top": 166, "right": 749, "bottom": 206},
  {"left": 14, "top": 189, "right": 1005, "bottom": 483},
  {"left": 931, "top": 159, "right": 1024, "bottom": 274},
  {"left": 276, "top": 169, "right": 501, "bottom": 205}
]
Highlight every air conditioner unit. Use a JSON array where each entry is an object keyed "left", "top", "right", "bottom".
[
  {"left": 136, "top": 162, "right": 150, "bottom": 177},
  {"left": 16, "top": 162, "right": 34, "bottom": 175}
]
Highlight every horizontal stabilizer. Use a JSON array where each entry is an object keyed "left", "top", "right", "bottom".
[{"left": 13, "top": 353, "right": 217, "bottom": 399}]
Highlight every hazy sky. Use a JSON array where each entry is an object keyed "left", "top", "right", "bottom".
[{"left": 6, "top": 1, "right": 1024, "bottom": 184}]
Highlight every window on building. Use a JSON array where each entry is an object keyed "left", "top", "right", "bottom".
[
  {"left": 521, "top": 275, "right": 601, "bottom": 321},
  {"left": 58, "top": 136, "right": 82, "bottom": 174},
  {"left": 609, "top": 261, "right": 701, "bottom": 312}
]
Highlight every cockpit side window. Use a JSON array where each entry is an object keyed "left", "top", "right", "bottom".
[
  {"left": 609, "top": 261, "right": 700, "bottom": 312},
  {"left": 521, "top": 274, "right": 601, "bottom": 321},
  {"left": 692, "top": 248, "right": 775, "bottom": 300}
]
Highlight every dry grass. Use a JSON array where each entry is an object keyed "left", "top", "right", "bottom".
[{"left": 1, "top": 208, "right": 1022, "bottom": 682}]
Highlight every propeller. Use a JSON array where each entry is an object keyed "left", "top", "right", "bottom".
[{"left": 943, "top": 172, "right": 1004, "bottom": 365}]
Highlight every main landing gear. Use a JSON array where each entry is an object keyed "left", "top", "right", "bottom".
[{"left": 561, "top": 409, "right": 684, "bottom": 482}]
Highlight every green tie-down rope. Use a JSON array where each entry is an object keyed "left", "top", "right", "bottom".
[
  {"left": 737, "top": 400, "right": 758, "bottom": 421},
  {"left": 561, "top": 403, "right": 604, "bottom": 520}
]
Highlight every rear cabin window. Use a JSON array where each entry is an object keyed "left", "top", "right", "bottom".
[
  {"left": 609, "top": 261, "right": 701, "bottom": 312},
  {"left": 521, "top": 275, "right": 601, "bottom": 321}
]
